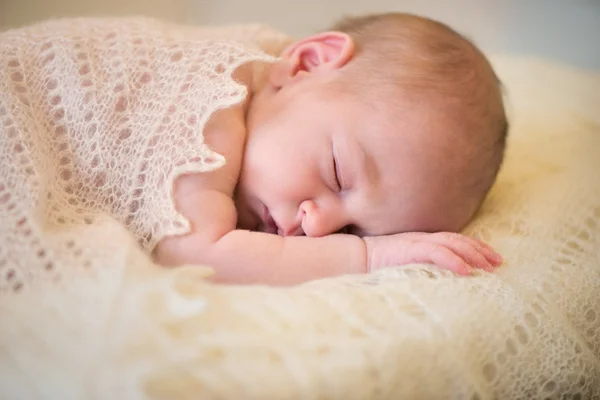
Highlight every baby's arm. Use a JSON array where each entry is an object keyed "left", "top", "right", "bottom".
[
  {"left": 155, "top": 180, "right": 501, "bottom": 285},
  {"left": 155, "top": 184, "right": 366, "bottom": 285}
]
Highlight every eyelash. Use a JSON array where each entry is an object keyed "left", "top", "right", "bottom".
[{"left": 332, "top": 156, "right": 342, "bottom": 191}]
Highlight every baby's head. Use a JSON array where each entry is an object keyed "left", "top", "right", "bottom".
[{"left": 236, "top": 13, "right": 508, "bottom": 237}]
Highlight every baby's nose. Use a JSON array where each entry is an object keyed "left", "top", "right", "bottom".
[{"left": 298, "top": 200, "right": 345, "bottom": 237}]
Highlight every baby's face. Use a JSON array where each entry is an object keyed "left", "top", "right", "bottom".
[{"left": 235, "top": 78, "right": 452, "bottom": 237}]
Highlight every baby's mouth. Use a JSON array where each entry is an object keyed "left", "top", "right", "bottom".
[{"left": 261, "top": 206, "right": 279, "bottom": 235}]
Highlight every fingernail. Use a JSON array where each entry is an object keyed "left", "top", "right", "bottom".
[{"left": 493, "top": 254, "right": 503, "bottom": 265}]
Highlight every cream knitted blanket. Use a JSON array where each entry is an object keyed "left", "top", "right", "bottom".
[
  {"left": 1, "top": 18, "right": 599, "bottom": 399},
  {"left": 0, "top": 17, "right": 285, "bottom": 290}
]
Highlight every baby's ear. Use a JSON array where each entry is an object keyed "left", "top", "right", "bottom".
[{"left": 270, "top": 32, "right": 354, "bottom": 87}]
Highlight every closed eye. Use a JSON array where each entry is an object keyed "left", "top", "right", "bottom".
[{"left": 333, "top": 155, "right": 342, "bottom": 191}]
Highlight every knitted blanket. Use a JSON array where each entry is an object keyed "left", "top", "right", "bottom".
[{"left": 1, "top": 18, "right": 599, "bottom": 399}]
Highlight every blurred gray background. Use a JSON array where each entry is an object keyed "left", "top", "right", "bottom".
[{"left": 1, "top": 0, "right": 599, "bottom": 70}]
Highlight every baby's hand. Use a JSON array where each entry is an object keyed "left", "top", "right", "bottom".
[{"left": 364, "top": 232, "right": 503, "bottom": 276}]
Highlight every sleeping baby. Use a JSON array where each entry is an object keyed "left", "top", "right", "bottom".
[
  {"left": 154, "top": 13, "right": 507, "bottom": 284},
  {"left": 0, "top": 13, "right": 506, "bottom": 287}
]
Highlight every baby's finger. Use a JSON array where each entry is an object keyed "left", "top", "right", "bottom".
[
  {"left": 455, "top": 235, "right": 503, "bottom": 266},
  {"left": 464, "top": 235, "right": 496, "bottom": 253},
  {"left": 411, "top": 232, "right": 501, "bottom": 264},
  {"left": 407, "top": 242, "right": 472, "bottom": 276},
  {"left": 425, "top": 233, "right": 494, "bottom": 272},
  {"left": 464, "top": 236, "right": 504, "bottom": 267},
  {"left": 404, "top": 232, "right": 502, "bottom": 268}
]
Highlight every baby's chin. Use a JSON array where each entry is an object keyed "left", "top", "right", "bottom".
[
  {"left": 236, "top": 211, "right": 259, "bottom": 232},
  {"left": 234, "top": 202, "right": 258, "bottom": 232},
  {"left": 233, "top": 191, "right": 257, "bottom": 230}
]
